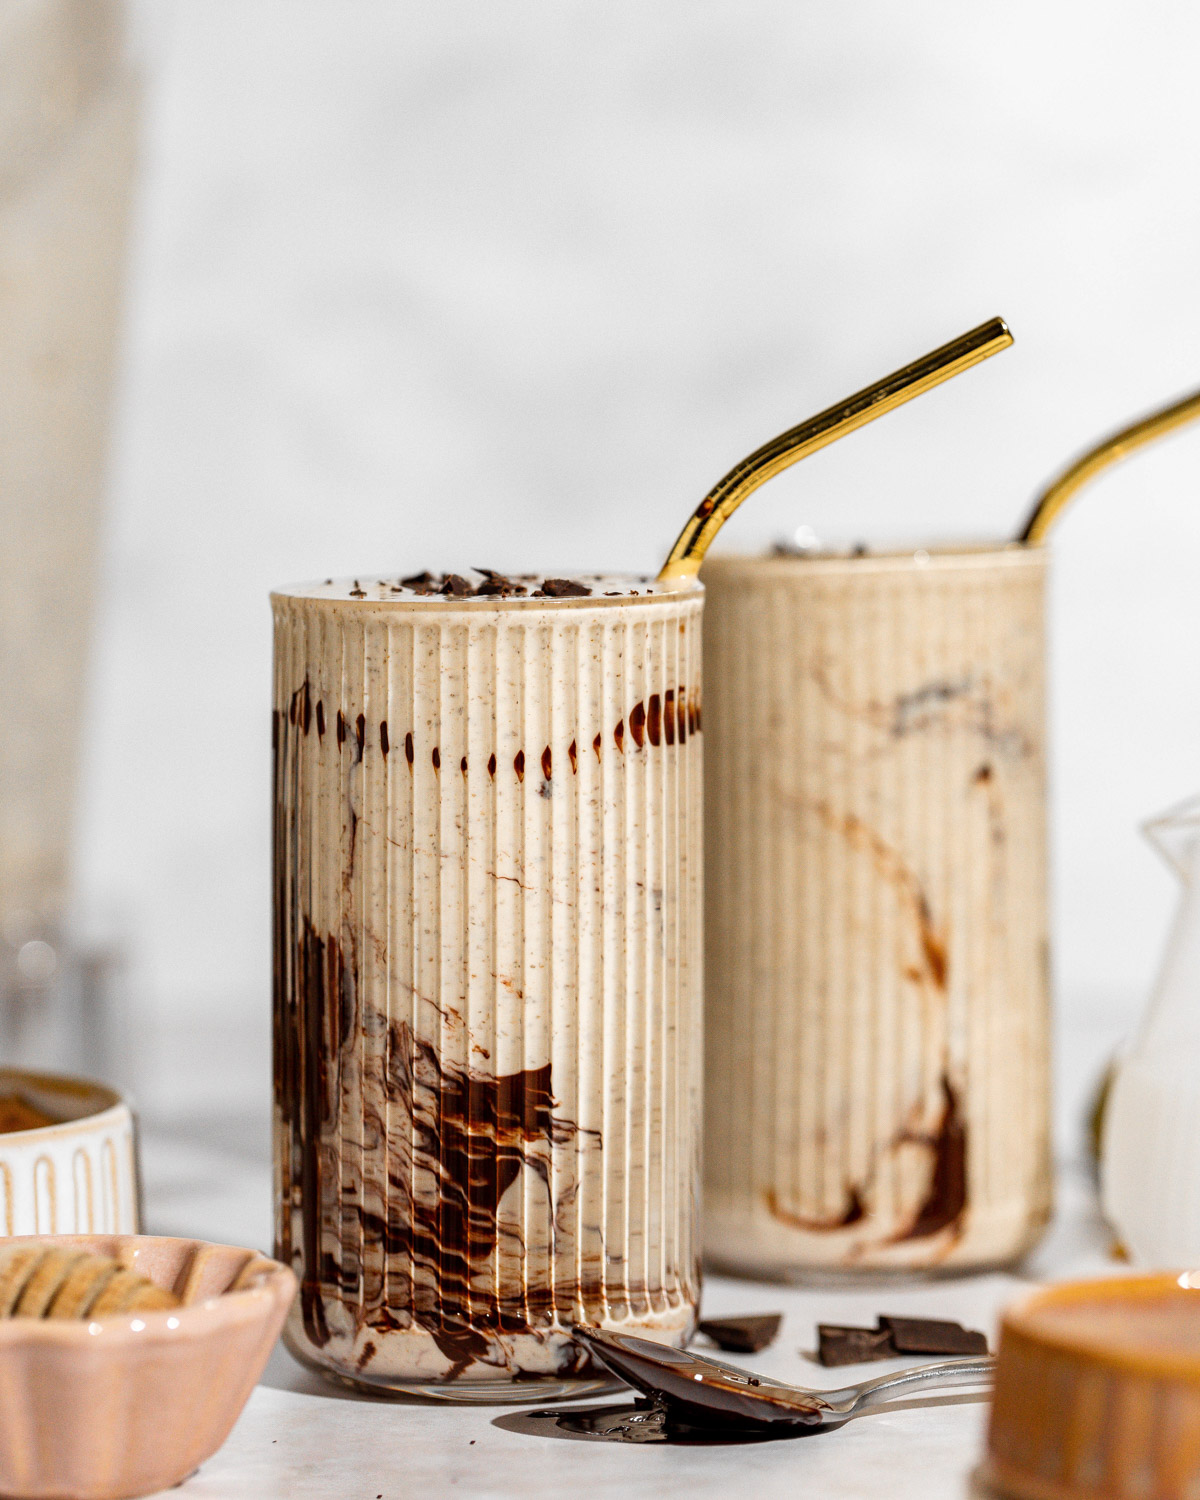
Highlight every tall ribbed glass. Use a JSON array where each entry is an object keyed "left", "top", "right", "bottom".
[
  {"left": 272, "top": 576, "right": 703, "bottom": 1395},
  {"left": 702, "top": 549, "right": 1051, "bottom": 1275}
]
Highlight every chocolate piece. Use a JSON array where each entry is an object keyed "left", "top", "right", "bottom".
[
  {"left": 440, "top": 574, "right": 474, "bottom": 597},
  {"left": 472, "top": 568, "right": 527, "bottom": 597},
  {"left": 401, "top": 571, "right": 434, "bottom": 587},
  {"left": 698, "top": 1314, "right": 781, "bottom": 1354},
  {"left": 815, "top": 1314, "right": 989, "bottom": 1366},
  {"left": 541, "top": 578, "right": 592, "bottom": 597},
  {"left": 879, "top": 1315, "right": 988, "bottom": 1356},
  {"left": 817, "top": 1324, "right": 896, "bottom": 1366}
]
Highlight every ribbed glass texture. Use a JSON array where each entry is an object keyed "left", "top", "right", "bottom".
[
  {"left": 272, "top": 583, "right": 703, "bottom": 1386},
  {"left": 702, "top": 550, "right": 1051, "bottom": 1274}
]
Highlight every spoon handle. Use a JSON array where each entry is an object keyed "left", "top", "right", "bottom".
[
  {"left": 838, "top": 1355, "right": 995, "bottom": 1415},
  {"left": 657, "top": 317, "right": 1012, "bottom": 584}
]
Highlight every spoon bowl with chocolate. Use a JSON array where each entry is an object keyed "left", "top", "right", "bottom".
[{"left": 572, "top": 1326, "right": 993, "bottom": 1432}]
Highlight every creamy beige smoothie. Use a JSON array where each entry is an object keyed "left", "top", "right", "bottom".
[
  {"left": 702, "top": 548, "right": 1051, "bottom": 1275},
  {"left": 272, "top": 571, "right": 703, "bottom": 1393}
]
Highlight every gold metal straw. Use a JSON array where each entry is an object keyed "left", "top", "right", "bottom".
[
  {"left": 1018, "top": 386, "right": 1200, "bottom": 544},
  {"left": 657, "top": 316, "right": 1013, "bottom": 584}
]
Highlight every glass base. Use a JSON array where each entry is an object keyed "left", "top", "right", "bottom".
[
  {"left": 704, "top": 1251, "right": 1022, "bottom": 1287},
  {"left": 284, "top": 1335, "right": 625, "bottom": 1405},
  {"left": 334, "top": 1370, "right": 626, "bottom": 1405}
]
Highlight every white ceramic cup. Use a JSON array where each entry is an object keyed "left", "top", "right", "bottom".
[{"left": 0, "top": 1068, "right": 139, "bottom": 1236}]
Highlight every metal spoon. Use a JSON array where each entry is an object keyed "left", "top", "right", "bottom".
[{"left": 573, "top": 1326, "right": 993, "bottom": 1430}]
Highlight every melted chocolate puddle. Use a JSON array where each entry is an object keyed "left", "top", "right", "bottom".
[{"left": 501, "top": 1400, "right": 829, "bottom": 1445}]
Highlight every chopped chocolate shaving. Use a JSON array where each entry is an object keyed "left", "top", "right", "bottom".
[
  {"left": 879, "top": 1315, "right": 988, "bottom": 1357},
  {"left": 401, "top": 571, "right": 435, "bottom": 587},
  {"left": 472, "top": 568, "right": 527, "bottom": 597},
  {"left": 541, "top": 578, "right": 592, "bottom": 597},
  {"left": 817, "top": 1325, "right": 897, "bottom": 1367},
  {"left": 697, "top": 1314, "right": 781, "bottom": 1354},
  {"left": 440, "top": 574, "right": 474, "bottom": 597}
]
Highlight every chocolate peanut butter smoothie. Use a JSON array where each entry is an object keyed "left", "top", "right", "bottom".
[
  {"left": 702, "top": 548, "right": 1051, "bottom": 1275},
  {"left": 273, "top": 571, "right": 703, "bottom": 1393}
]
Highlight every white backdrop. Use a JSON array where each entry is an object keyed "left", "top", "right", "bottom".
[{"left": 78, "top": 1, "right": 1200, "bottom": 1112}]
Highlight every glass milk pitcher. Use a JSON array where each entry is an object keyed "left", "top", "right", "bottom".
[{"left": 1102, "top": 795, "right": 1200, "bottom": 1265}]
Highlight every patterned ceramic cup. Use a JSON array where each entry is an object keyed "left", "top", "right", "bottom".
[{"left": 0, "top": 1068, "right": 139, "bottom": 1238}]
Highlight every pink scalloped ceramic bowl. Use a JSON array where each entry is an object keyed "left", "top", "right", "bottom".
[{"left": 0, "top": 1234, "right": 295, "bottom": 1500}]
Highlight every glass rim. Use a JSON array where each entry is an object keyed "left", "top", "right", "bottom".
[
  {"left": 701, "top": 542, "right": 1048, "bottom": 577},
  {"left": 271, "top": 574, "right": 705, "bottom": 611}
]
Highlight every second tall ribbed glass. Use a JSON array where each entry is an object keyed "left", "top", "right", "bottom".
[
  {"left": 702, "top": 548, "right": 1051, "bottom": 1277},
  {"left": 272, "top": 575, "right": 703, "bottom": 1396}
]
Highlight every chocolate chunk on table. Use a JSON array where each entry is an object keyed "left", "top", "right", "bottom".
[
  {"left": 816, "top": 1315, "right": 989, "bottom": 1366},
  {"left": 817, "top": 1324, "right": 897, "bottom": 1366},
  {"left": 697, "top": 1314, "right": 782, "bottom": 1354},
  {"left": 879, "top": 1315, "right": 989, "bottom": 1357}
]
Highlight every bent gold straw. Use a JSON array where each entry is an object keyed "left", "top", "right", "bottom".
[
  {"left": 657, "top": 316, "right": 1013, "bottom": 584},
  {"left": 1018, "top": 386, "right": 1200, "bottom": 545}
]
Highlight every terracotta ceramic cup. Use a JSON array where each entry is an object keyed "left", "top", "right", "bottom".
[
  {"left": 983, "top": 1273, "right": 1200, "bottom": 1500},
  {"left": 702, "top": 547, "right": 1052, "bottom": 1276},
  {"left": 0, "top": 1069, "right": 139, "bottom": 1236},
  {"left": 0, "top": 1234, "right": 294, "bottom": 1500}
]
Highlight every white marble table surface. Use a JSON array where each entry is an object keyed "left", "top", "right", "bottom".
[{"left": 134, "top": 1102, "right": 1116, "bottom": 1500}]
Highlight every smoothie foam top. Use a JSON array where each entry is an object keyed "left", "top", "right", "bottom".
[{"left": 274, "top": 571, "right": 700, "bottom": 604}]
